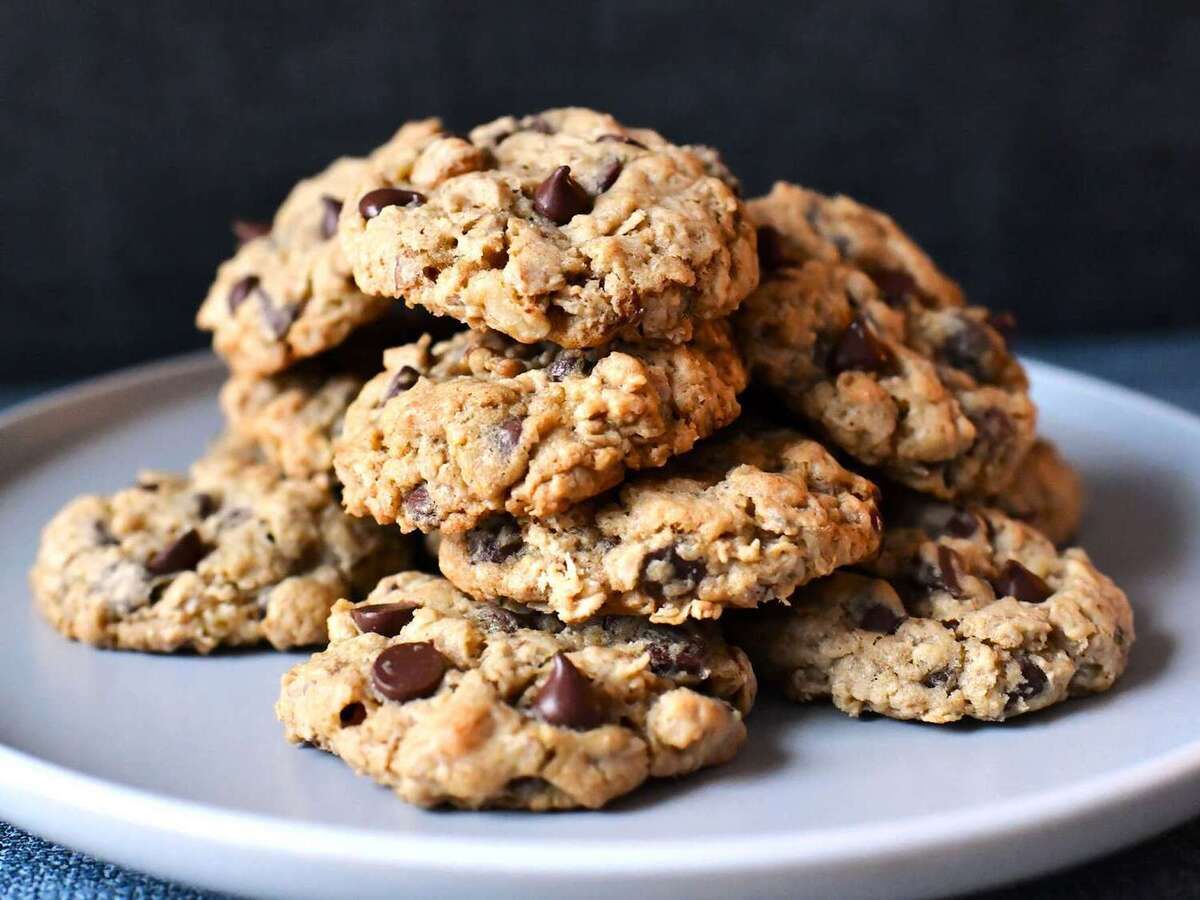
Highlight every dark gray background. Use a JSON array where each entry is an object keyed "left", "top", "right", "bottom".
[{"left": 3, "top": 1, "right": 1198, "bottom": 380}]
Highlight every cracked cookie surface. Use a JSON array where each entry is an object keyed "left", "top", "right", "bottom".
[
  {"left": 276, "top": 572, "right": 755, "bottom": 810},
  {"left": 438, "top": 427, "right": 882, "bottom": 624},
  {"left": 334, "top": 321, "right": 747, "bottom": 533},
  {"left": 338, "top": 107, "right": 758, "bottom": 347},
  {"left": 729, "top": 495, "right": 1132, "bottom": 723},
  {"left": 738, "top": 183, "right": 1036, "bottom": 498},
  {"left": 30, "top": 438, "right": 414, "bottom": 653}
]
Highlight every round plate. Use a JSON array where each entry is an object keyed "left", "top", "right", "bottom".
[{"left": 1, "top": 353, "right": 1198, "bottom": 900}]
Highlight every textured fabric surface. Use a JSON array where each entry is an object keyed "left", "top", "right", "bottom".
[{"left": 1, "top": 334, "right": 1199, "bottom": 897}]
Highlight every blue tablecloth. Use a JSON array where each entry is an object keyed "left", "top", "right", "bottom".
[{"left": 3, "top": 334, "right": 1199, "bottom": 899}]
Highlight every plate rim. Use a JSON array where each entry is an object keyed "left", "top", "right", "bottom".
[{"left": 3, "top": 351, "right": 1200, "bottom": 883}]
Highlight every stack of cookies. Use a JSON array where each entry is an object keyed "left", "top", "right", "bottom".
[{"left": 30, "top": 108, "right": 1134, "bottom": 811}]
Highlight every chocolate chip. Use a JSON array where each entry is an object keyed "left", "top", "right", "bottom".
[
  {"left": 1008, "top": 656, "right": 1048, "bottom": 705},
  {"left": 969, "top": 408, "right": 1013, "bottom": 447},
  {"left": 943, "top": 509, "right": 978, "bottom": 538},
  {"left": 227, "top": 275, "right": 259, "bottom": 314},
  {"left": 146, "top": 529, "right": 211, "bottom": 576},
  {"left": 533, "top": 166, "right": 592, "bottom": 225},
  {"left": 358, "top": 187, "right": 426, "bottom": 219},
  {"left": 339, "top": 702, "right": 366, "bottom": 726},
  {"left": 232, "top": 219, "right": 270, "bottom": 245},
  {"left": 858, "top": 603, "right": 906, "bottom": 634},
  {"left": 830, "top": 316, "right": 894, "bottom": 376},
  {"left": 319, "top": 195, "right": 342, "bottom": 240},
  {"left": 596, "top": 133, "right": 646, "bottom": 149},
  {"left": 756, "top": 225, "right": 785, "bottom": 272},
  {"left": 940, "top": 319, "right": 995, "bottom": 382},
  {"left": 990, "top": 311, "right": 1017, "bottom": 339},
  {"left": 639, "top": 546, "right": 705, "bottom": 598},
  {"left": 546, "top": 350, "right": 595, "bottom": 381},
  {"left": 256, "top": 290, "right": 297, "bottom": 339},
  {"left": 467, "top": 515, "right": 524, "bottom": 564},
  {"left": 194, "top": 493, "right": 217, "bottom": 518},
  {"left": 921, "top": 668, "right": 955, "bottom": 689},
  {"left": 492, "top": 417, "right": 523, "bottom": 457},
  {"left": 383, "top": 366, "right": 420, "bottom": 400},
  {"left": 992, "top": 560, "right": 1053, "bottom": 604},
  {"left": 403, "top": 484, "right": 437, "bottom": 525},
  {"left": 473, "top": 604, "right": 531, "bottom": 634},
  {"left": 597, "top": 160, "right": 623, "bottom": 193},
  {"left": 372, "top": 642, "right": 447, "bottom": 703},
  {"left": 647, "top": 640, "right": 707, "bottom": 677},
  {"left": 532, "top": 653, "right": 605, "bottom": 730},
  {"left": 868, "top": 267, "right": 918, "bottom": 305},
  {"left": 936, "top": 545, "right": 965, "bottom": 597},
  {"left": 351, "top": 603, "right": 415, "bottom": 637}
]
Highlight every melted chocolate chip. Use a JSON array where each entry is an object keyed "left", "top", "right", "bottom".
[
  {"left": 868, "top": 267, "right": 919, "bottom": 305},
  {"left": 1008, "top": 656, "right": 1048, "bottom": 705},
  {"left": 492, "top": 417, "right": 523, "bottom": 457},
  {"left": 372, "top": 642, "right": 447, "bottom": 703},
  {"left": 227, "top": 275, "right": 260, "bottom": 314},
  {"left": 940, "top": 319, "right": 995, "bottom": 382},
  {"left": 146, "top": 529, "right": 211, "bottom": 576},
  {"left": 232, "top": 219, "right": 270, "bottom": 245},
  {"left": 339, "top": 702, "right": 366, "bottom": 726},
  {"left": 467, "top": 515, "right": 524, "bottom": 564},
  {"left": 597, "top": 160, "right": 623, "bottom": 192},
  {"left": 858, "top": 603, "right": 906, "bottom": 634},
  {"left": 936, "top": 545, "right": 965, "bottom": 597},
  {"left": 992, "top": 560, "right": 1053, "bottom": 604},
  {"left": 532, "top": 653, "right": 605, "bottom": 730},
  {"left": 351, "top": 603, "right": 415, "bottom": 637},
  {"left": 830, "top": 316, "right": 894, "bottom": 376},
  {"left": 319, "top": 195, "right": 342, "bottom": 240},
  {"left": 639, "top": 546, "right": 705, "bottom": 598},
  {"left": 403, "top": 484, "right": 437, "bottom": 525},
  {"left": 546, "top": 350, "right": 595, "bottom": 381},
  {"left": 256, "top": 290, "right": 297, "bottom": 339},
  {"left": 533, "top": 166, "right": 592, "bottom": 225},
  {"left": 943, "top": 509, "right": 978, "bottom": 538},
  {"left": 358, "top": 188, "right": 426, "bottom": 219},
  {"left": 756, "top": 225, "right": 785, "bottom": 272},
  {"left": 921, "top": 668, "right": 955, "bottom": 689},
  {"left": 647, "top": 641, "right": 707, "bottom": 677},
  {"left": 473, "top": 604, "right": 531, "bottom": 634},
  {"left": 383, "top": 366, "right": 420, "bottom": 400},
  {"left": 195, "top": 493, "right": 217, "bottom": 518},
  {"left": 596, "top": 133, "right": 647, "bottom": 149}
]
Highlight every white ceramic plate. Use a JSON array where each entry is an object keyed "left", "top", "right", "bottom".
[{"left": 1, "top": 353, "right": 1198, "bottom": 900}]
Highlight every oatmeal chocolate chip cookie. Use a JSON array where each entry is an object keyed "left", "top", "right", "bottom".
[
  {"left": 737, "top": 251, "right": 1035, "bottom": 498},
  {"left": 338, "top": 107, "right": 758, "bottom": 347},
  {"left": 750, "top": 181, "right": 964, "bottom": 309},
  {"left": 981, "top": 438, "right": 1083, "bottom": 546},
  {"left": 30, "top": 439, "right": 414, "bottom": 653},
  {"left": 729, "top": 496, "right": 1132, "bottom": 723},
  {"left": 276, "top": 572, "right": 755, "bottom": 810},
  {"left": 334, "top": 321, "right": 747, "bottom": 533},
  {"left": 197, "top": 120, "right": 454, "bottom": 376},
  {"left": 438, "top": 427, "right": 882, "bottom": 624}
]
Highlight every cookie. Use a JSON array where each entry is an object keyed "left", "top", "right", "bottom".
[
  {"left": 983, "top": 438, "right": 1083, "bottom": 546},
  {"left": 333, "top": 320, "right": 747, "bottom": 533},
  {"left": 338, "top": 107, "right": 758, "bottom": 347},
  {"left": 276, "top": 572, "right": 756, "bottom": 810},
  {"left": 729, "top": 496, "right": 1132, "bottom": 723},
  {"left": 197, "top": 120, "right": 453, "bottom": 376},
  {"left": 749, "top": 181, "right": 964, "bottom": 309},
  {"left": 30, "top": 438, "right": 414, "bottom": 653},
  {"left": 738, "top": 186, "right": 1036, "bottom": 498},
  {"left": 438, "top": 427, "right": 882, "bottom": 624}
]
